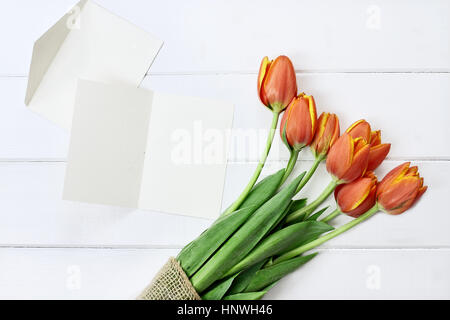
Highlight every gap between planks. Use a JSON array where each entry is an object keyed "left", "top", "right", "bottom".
[
  {"left": 0, "top": 158, "right": 449, "bottom": 163},
  {"left": 0, "top": 70, "right": 449, "bottom": 78},
  {"left": 0, "top": 245, "right": 450, "bottom": 251}
]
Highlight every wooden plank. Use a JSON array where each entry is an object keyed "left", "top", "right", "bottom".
[
  {"left": 1, "top": 0, "right": 449, "bottom": 75},
  {"left": 1, "top": 73, "right": 449, "bottom": 159},
  {"left": 0, "top": 77, "right": 68, "bottom": 159},
  {"left": 0, "top": 247, "right": 448, "bottom": 299},
  {"left": 0, "top": 160, "right": 445, "bottom": 247},
  {"left": 0, "top": 248, "right": 174, "bottom": 300},
  {"left": 144, "top": 72, "right": 450, "bottom": 161},
  {"left": 265, "top": 249, "right": 450, "bottom": 300},
  {"left": 1, "top": 0, "right": 447, "bottom": 301}
]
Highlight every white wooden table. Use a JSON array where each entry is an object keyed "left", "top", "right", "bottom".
[{"left": 0, "top": 0, "right": 449, "bottom": 299}]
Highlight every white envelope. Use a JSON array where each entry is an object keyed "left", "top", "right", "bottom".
[
  {"left": 63, "top": 80, "right": 234, "bottom": 219},
  {"left": 25, "top": 0, "right": 163, "bottom": 130}
]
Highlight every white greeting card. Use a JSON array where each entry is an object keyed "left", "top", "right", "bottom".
[
  {"left": 63, "top": 80, "right": 234, "bottom": 219},
  {"left": 25, "top": 0, "right": 163, "bottom": 130}
]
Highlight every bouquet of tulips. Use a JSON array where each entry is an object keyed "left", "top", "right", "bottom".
[{"left": 138, "top": 56, "right": 427, "bottom": 300}]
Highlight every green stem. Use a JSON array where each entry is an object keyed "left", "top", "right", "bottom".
[
  {"left": 222, "top": 111, "right": 280, "bottom": 216},
  {"left": 321, "top": 208, "right": 341, "bottom": 223},
  {"left": 273, "top": 204, "right": 379, "bottom": 265},
  {"left": 285, "top": 179, "right": 338, "bottom": 224},
  {"left": 280, "top": 150, "right": 300, "bottom": 185},
  {"left": 294, "top": 156, "right": 324, "bottom": 194}
]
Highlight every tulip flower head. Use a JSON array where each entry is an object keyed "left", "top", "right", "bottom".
[
  {"left": 346, "top": 120, "right": 391, "bottom": 171},
  {"left": 258, "top": 55, "right": 297, "bottom": 113},
  {"left": 335, "top": 171, "right": 378, "bottom": 218},
  {"left": 280, "top": 93, "right": 317, "bottom": 152},
  {"left": 310, "top": 112, "right": 340, "bottom": 159},
  {"left": 326, "top": 133, "right": 370, "bottom": 184},
  {"left": 377, "top": 162, "right": 427, "bottom": 215}
]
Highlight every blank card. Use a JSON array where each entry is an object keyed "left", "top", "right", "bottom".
[{"left": 63, "top": 80, "right": 234, "bottom": 219}]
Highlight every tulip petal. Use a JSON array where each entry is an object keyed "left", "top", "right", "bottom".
[
  {"left": 311, "top": 112, "right": 329, "bottom": 155},
  {"left": 346, "top": 120, "right": 371, "bottom": 143},
  {"left": 340, "top": 143, "right": 370, "bottom": 183},
  {"left": 258, "top": 57, "right": 270, "bottom": 91},
  {"left": 378, "top": 176, "right": 421, "bottom": 215},
  {"left": 330, "top": 114, "right": 340, "bottom": 147},
  {"left": 367, "top": 143, "right": 391, "bottom": 171},
  {"left": 406, "top": 166, "right": 419, "bottom": 176},
  {"left": 346, "top": 186, "right": 377, "bottom": 218},
  {"left": 376, "top": 162, "right": 410, "bottom": 196},
  {"left": 257, "top": 57, "right": 271, "bottom": 106},
  {"left": 335, "top": 177, "right": 373, "bottom": 212},
  {"left": 326, "top": 133, "right": 353, "bottom": 180},
  {"left": 410, "top": 178, "right": 427, "bottom": 206},
  {"left": 353, "top": 138, "right": 366, "bottom": 153},
  {"left": 414, "top": 186, "right": 428, "bottom": 204},
  {"left": 306, "top": 95, "right": 318, "bottom": 139},
  {"left": 370, "top": 130, "right": 381, "bottom": 145}
]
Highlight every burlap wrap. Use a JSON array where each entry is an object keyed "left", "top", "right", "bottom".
[{"left": 137, "top": 257, "right": 201, "bottom": 300}]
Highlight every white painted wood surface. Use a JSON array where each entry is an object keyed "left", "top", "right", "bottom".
[
  {"left": 0, "top": 0, "right": 449, "bottom": 299},
  {"left": 1, "top": 248, "right": 448, "bottom": 299}
]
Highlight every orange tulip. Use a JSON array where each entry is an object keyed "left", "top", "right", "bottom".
[
  {"left": 335, "top": 171, "right": 377, "bottom": 218},
  {"left": 326, "top": 133, "right": 370, "bottom": 183},
  {"left": 280, "top": 93, "right": 317, "bottom": 151},
  {"left": 346, "top": 120, "right": 390, "bottom": 171},
  {"left": 258, "top": 55, "right": 297, "bottom": 113},
  {"left": 376, "top": 162, "right": 427, "bottom": 215},
  {"left": 310, "top": 112, "right": 340, "bottom": 159}
]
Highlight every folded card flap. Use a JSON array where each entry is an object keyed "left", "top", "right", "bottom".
[
  {"left": 63, "top": 80, "right": 153, "bottom": 208},
  {"left": 25, "top": 0, "right": 163, "bottom": 130},
  {"left": 139, "top": 92, "right": 235, "bottom": 219},
  {"left": 81, "top": 1, "right": 163, "bottom": 85},
  {"left": 25, "top": 0, "right": 88, "bottom": 105}
]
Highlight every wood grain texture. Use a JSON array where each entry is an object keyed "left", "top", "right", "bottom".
[
  {"left": 1, "top": 73, "right": 449, "bottom": 159},
  {"left": 0, "top": 160, "right": 445, "bottom": 248},
  {"left": 0, "top": 0, "right": 448, "bottom": 299},
  {"left": 1, "top": 0, "right": 449, "bottom": 75},
  {"left": 0, "top": 248, "right": 448, "bottom": 299}
]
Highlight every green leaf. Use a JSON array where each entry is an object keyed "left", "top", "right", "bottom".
[
  {"left": 236, "top": 169, "right": 286, "bottom": 211},
  {"left": 178, "top": 169, "right": 285, "bottom": 277},
  {"left": 284, "top": 199, "right": 308, "bottom": 222},
  {"left": 281, "top": 221, "right": 333, "bottom": 254},
  {"left": 191, "top": 172, "right": 305, "bottom": 293},
  {"left": 223, "top": 291, "right": 268, "bottom": 300},
  {"left": 223, "top": 221, "right": 333, "bottom": 277},
  {"left": 265, "top": 198, "right": 307, "bottom": 235},
  {"left": 178, "top": 205, "right": 256, "bottom": 277},
  {"left": 202, "top": 275, "right": 238, "bottom": 300},
  {"left": 227, "top": 260, "right": 266, "bottom": 295},
  {"left": 266, "top": 199, "right": 295, "bottom": 235},
  {"left": 245, "top": 253, "right": 318, "bottom": 292},
  {"left": 288, "top": 199, "right": 307, "bottom": 213},
  {"left": 306, "top": 206, "right": 329, "bottom": 221},
  {"left": 262, "top": 281, "right": 278, "bottom": 292}
]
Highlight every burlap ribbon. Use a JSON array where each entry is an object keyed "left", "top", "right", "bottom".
[{"left": 138, "top": 257, "right": 201, "bottom": 300}]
